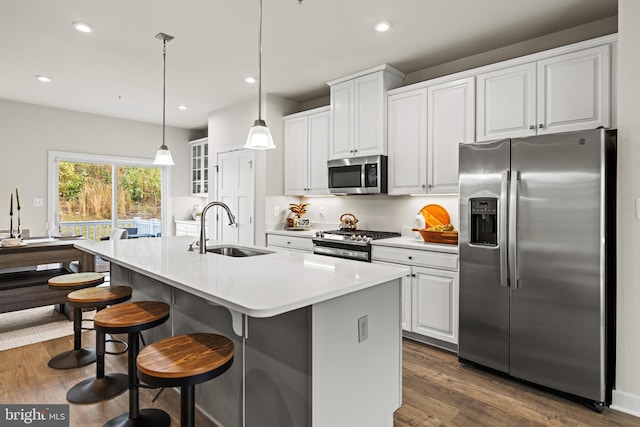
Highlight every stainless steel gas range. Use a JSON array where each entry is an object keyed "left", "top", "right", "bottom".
[{"left": 312, "top": 229, "right": 401, "bottom": 262}]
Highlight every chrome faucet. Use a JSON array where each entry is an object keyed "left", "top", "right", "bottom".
[{"left": 199, "top": 201, "right": 237, "bottom": 254}]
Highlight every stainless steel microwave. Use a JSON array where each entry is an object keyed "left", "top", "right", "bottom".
[{"left": 327, "top": 155, "right": 388, "bottom": 194}]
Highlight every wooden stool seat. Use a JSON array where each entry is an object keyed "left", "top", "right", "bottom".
[
  {"left": 137, "top": 333, "right": 234, "bottom": 427},
  {"left": 137, "top": 333, "right": 234, "bottom": 386},
  {"left": 68, "top": 285, "right": 133, "bottom": 309},
  {"left": 65, "top": 285, "right": 133, "bottom": 403},
  {"left": 97, "top": 301, "right": 171, "bottom": 427},
  {"left": 94, "top": 301, "right": 170, "bottom": 333},
  {"left": 48, "top": 272, "right": 105, "bottom": 290},
  {"left": 47, "top": 272, "right": 105, "bottom": 371}
]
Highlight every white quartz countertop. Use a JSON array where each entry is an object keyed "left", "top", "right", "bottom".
[
  {"left": 266, "top": 230, "right": 459, "bottom": 254},
  {"left": 265, "top": 229, "right": 317, "bottom": 238},
  {"left": 371, "top": 237, "right": 459, "bottom": 253},
  {"left": 75, "top": 237, "right": 409, "bottom": 318}
]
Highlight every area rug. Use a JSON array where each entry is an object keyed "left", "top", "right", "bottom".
[{"left": 0, "top": 306, "right": 78, "bottom": 351}]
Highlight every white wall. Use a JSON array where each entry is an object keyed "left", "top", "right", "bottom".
[
  {"left": 612, "top": 0, "right": 640, "bottom": 417},
  {"left": 0, "top": 99, "right": 200, "bottom": 236},
  {"left": 207, "top": 94, "right": 297, "bottom": 246}
]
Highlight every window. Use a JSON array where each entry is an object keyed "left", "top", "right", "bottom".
[{"left": 48, "top": 151, "right": 171, "bottom": 240}]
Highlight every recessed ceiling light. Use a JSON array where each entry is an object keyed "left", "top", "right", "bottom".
[
  {"left": 36, "top": 75, "right": 51, "bottom": 83},
  {"left": 245, "top": 76, "right": 257, "bottom": 84},
  {"left": 374, "top": 21, "right": 391, "bottom": 32},
  {"left": 72, "top": 22, "right": 92, "bottom": 33},
  {"left": 178, "top": 105, "right": 188, "bottom": 110}
]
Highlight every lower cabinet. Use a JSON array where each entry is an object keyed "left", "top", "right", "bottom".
[
  {"left": 266, "top": 233, "right": 313, "bottom": 253},
  {"left": 372, "top": 245, "right": 458, "bottom": 347},
  {"left": 175, "top": 220, "right": 202, "bottom": 237},
  {"left": 411, "top": 266, "right": 458, "bottom": 343}
]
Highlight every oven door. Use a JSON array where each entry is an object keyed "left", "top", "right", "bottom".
[{"left": 312, "top": 239, "right": 371, "bottom": 262}]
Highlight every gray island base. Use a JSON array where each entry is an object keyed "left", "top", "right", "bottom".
[{"left": 77, "top": 237, "right": 406, "bottom": 426}]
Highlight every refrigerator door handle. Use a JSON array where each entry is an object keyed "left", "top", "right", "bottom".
[
  {"left": 509, "top": 170, "right": 520, "bottom": 289},
  {"left": 500, "top": 170, "right": 510, "bottom": 288}
]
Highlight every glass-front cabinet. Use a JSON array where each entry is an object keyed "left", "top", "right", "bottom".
[{"left": 190, "top": 137, "right": 208, "bottom": 196}]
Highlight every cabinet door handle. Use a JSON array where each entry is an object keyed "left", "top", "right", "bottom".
[
  {"left": 411, "top": 274, "right": 417, "bottom": 278},
  {"left": 354, "top": 149, "right": 358, "bottom": 153},
  {"left": 528, "top": 125, "right": 535, "bottom": 130},
  {"left": 421, "top": 184, "right": 426, "bottom": 189},
  {"left": 428, "top": 184, "right": 433, "bottom": 189},
  {"left": 408, "top": 256, "right": 413, "bottom": 260},
  {"left": 538, "top": 123, "right": 544, "bottom": 128}
]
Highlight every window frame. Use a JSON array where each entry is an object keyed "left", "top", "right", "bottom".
[{"left": 47, "top": 150, "right": 172, "bottom": 237}]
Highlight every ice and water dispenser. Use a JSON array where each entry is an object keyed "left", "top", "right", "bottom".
[{"left": 470, "top": 198, "right": 498, "bottom": 246}]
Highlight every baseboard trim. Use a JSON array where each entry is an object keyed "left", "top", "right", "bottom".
[{"left": 611, "top": 389, "right": 640, "bottom": 418}]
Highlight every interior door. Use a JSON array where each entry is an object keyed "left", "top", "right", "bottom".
[
  {"left": 216, "top": 149, "right": 255, "bottom": 245},
  {"left": 458, "top": 139, "right": 511, "bottom": 373},
  {"left": 509, "top": 130, "right": 606, "bottom": 401}
]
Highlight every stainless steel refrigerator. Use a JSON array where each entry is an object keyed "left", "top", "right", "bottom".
[{"left": 458, "top": 129, "right": 616, "bottom": 412}]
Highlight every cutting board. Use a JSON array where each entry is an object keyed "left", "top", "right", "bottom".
[{"left": 420, "top": 204, "right": 450, "bottom": 229}]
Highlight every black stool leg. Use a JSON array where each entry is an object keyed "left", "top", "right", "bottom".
[
  {"left": 48, "top": 306, "right": 97, "bottom": 369},
  {"left": 66, "top": 330, "right": 128, "bottom": 403},
  {"left": 103, "top": 332, "right": 170, "bottom": 427},
  {"left": 181, "top": 385, "right": 196, "bottom": 427}
]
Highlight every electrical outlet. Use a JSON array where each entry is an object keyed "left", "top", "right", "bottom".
[
  {"left": 358, "top": 315, "right": 368, "bottom": 343},
  {"left": 33, "top": 198, "right": 43, "bottom": 207},
  {"left": 274, "top": 206, "right": 281, "bottom": 216},
  {"left": 319, "top": 207, "right": 325, "bottom": 217}
]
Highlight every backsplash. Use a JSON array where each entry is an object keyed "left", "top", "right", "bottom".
[{"left": 265, "top": 194, "right": 459, "bottom": 237}]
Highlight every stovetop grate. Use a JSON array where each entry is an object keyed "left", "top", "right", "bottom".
[{"left": 321, "top": 230, "right": 401, "bottom": 240}]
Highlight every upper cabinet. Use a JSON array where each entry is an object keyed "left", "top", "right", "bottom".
[
  {"left": 284, "top": 106, "right": 330, "bottom": 196},
  {"left": 328, "top": 65, "right": 405, "bottom": 160},
  {"left": 477, "top": 44, "right": 611, "bottom": 141},
  {"left": 189, "top": 137, "right": 208, "bottom": 196},
  {"left": 388, "top": 77, "right": 474, "bottom": 195}
]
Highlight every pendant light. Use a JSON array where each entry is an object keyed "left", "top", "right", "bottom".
[
  {"left": 244, "top": 0, "right": 275, "bottom": 150},
  {"left": 153, "top": 32, "right": 175, "bottom": 165}
]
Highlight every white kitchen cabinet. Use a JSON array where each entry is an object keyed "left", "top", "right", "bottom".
[
  {"left": 387, "top": 89, "right": 427, "bottom": 195},
  {"left": 266, "top": 233, "right": 313, "bottom": 253},
  {"left": 427, "top": 77, "right": 475, "bottom": 194},
  {"left": 375, "top": 261, "right": 412, "bottom": 332},
  {"left": 189, "top": 137, "right": 209, "bottom": 196},
  {"left": 175, "top": 220, "right": 204, "bottom": 237},
  {"left": 411, "top": 266, "right": 458, "bottom": 343},
  {"left": 284, "top": 107, "right": 330, "bottom": 196},
  {"left": 476, "top": 44, "right": 610, "bottom": 141},
  {"left": 387, "top": 77, "right": 474, "bottom": 195},
  {"left": 372, "top": 244, "right": 458, "bottom": 345},
  {"left": 328, "top": 65, "right": 405, "bottom": 160}
]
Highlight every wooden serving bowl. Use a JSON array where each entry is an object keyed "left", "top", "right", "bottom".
[{"left": 412, "top": 228, "right": 458, "bottom": 245}]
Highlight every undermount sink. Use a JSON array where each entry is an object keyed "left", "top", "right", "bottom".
[{"left": 206, "top": 245, "right": 273, "bottom": 258}]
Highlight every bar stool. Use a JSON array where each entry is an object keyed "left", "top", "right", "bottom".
[
  {"left": 48, "top": 272, "right": 105, "bottom": 369},
  {"left": 96, "top": 301, "right": 171, "bottom": 427},
  {"left": 137, "top": 333, "right": 234, "bottom": 427},
  {"left": 65, "top": 285, "right": 133, "bottom": 403}
]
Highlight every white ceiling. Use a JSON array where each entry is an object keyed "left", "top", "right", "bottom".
[{"left": 0, "top": 0, "right": 617, "bottom": 130}]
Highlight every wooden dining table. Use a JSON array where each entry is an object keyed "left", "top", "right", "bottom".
[{"left": 0, "top": 237, "right": 96, "bottom": 314}]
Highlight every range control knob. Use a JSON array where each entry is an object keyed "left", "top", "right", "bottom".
[
  {"left": 366, "top": 237, "right": 372, "bottom": 243},
  {"left": 350, "top": 234, "right": 357, "bottom": 241}
]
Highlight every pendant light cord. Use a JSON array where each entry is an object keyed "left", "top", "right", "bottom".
[
  {"left": 257, "top": 0, "right": 263, "bottom": 121},
  {"left": 162, "top": 37, "right": 167, "bottom": 149}
]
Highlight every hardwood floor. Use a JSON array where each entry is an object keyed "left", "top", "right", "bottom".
[
  {"left": 0, "top": 332, "right": 216, "bottom": 427},
  {"left": 395, "top": 339, "right": 638, "bottom": 427},
  {"left": 0, "top": 334, "right": 637, "bottom": 426}
]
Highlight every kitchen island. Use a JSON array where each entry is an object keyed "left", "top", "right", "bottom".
[{"left": 75, "top": 236, "right": 408, "bottom": 427}]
